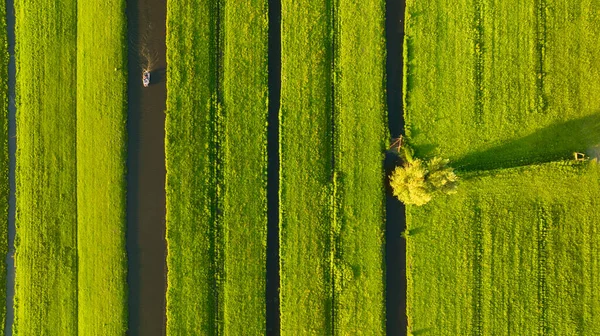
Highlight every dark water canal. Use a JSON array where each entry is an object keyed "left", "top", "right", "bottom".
[{"left": 126, "top": 0, "right": 167, "bottom": 333}]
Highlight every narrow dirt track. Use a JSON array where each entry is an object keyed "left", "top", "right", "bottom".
[{"left": 125, "top": 0, "right": 167, "bottom": 333}]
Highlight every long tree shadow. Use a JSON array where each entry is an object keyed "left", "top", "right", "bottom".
[{"left": 454, "top": 113, "right": 600, "bottom": 172}]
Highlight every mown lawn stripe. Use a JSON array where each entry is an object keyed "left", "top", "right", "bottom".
[
  {"left": 14, "top": 0, "right": 78, "bottom": 333},
  {"left": 76, "top": 0, "right": 128, "bottom": 333}
]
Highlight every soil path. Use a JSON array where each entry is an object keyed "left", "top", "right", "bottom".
[
  {"left": 385, "top": 0, "right": 408, "bottom": 334},
  {"left": 5, "top": 0, "right": 16, "bottom": 333},
  {"left": 125, "top": 0, "right": 167, "bottom": 333}
]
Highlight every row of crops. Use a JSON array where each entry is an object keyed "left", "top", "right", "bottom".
[
  {"left": 14, "top": 0, "right": 127, "bottom": 333},
  {"left": 165, "top": 0, "right": 389, "bottom": 334},
  {"left": 405, "top": 0, "right": 600, "bottom": 333}
]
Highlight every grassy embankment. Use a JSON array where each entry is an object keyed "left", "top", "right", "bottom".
[
  {"left": 405, "top": 0, "right": 600, "bottom": 333},
  {"left": 333, "top": 0, "right": 387, "bottom": 333},
  {"left": 14, "top": 0, "right": 78, "bottom": 333},
  {"left": 76, "top": 0, "right": 128, "bottom": 334},
  {"left": 279, "top": 0, "right": 333, "bottom": 333},
  {"left": 0, "top": 0, "right": 8, "bottom": 330},
  {"left": 165, "top": 0, "right": 268, "bottom": 334}
]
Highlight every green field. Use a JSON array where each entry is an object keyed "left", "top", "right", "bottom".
[
  {"left": 407, "top": 162, "right": 600, "bottom": 334},
  {"left": 280, "top": 0, "right": 388, "bottom": 333},
  {"left": 76, "top": 0, "right": 128, "bottom": 333},
  {"left": 279, "top": 0, "right": 333, "bottom": 333},
  {"left": 405, "top": 0, "right": 600, "bottom": 333},
  {"left": 332, "top": 0, "right": 387, "bottom": 333},
  {"left": 0, "top": 0, "right": 8, "bottom": 330},
  {"left": 14, "top": 0, "right": 78, "bottom": 333},
  {"left": 165, "top": 0, "right": 268, "bottom": 334}
]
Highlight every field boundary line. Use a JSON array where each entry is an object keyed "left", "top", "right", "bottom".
[
  {"left": 535, "top": 0, "right": 547, "bottom": 113},
  {"left": 537, "top": 206, "right": 548, "bottom": 335},
  {"left": 329, "top": 0, "right": 339, "bottom": 332},
  {"left": 214, "top": 0, "right": 225, "bottom": 333},
  {"left": 472, "top": 205, "right": 483, "bottom": 335},
  {"left": 473, "top": 0, "right": 484, "bottom": 123}
]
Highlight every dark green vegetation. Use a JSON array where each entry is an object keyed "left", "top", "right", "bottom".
[
  {"left": 280, "top": 0, "right": 387, "bottom": 333},
  {"left": 14, "top": 0, "right": 127, "bottom": 332},
  {"left": 76, "top": 0, "right": 128, "bottom": 333},
  {"left": 165, "top": 0, "right": 268, "bottom": 333},
  {"left": 405, "top": 0, "right": 600, "bottom": 333}
]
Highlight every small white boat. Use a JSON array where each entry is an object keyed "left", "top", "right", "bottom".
[{"left": 143, "top": 71, "right": 150, "bottom": 87}]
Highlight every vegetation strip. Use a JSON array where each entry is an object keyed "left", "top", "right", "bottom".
[
  {"left": 76, "top": 0, "right": 127, "bottom": 333},
  {"left": 279, "top": 0, "right": 333, "bottom": 333},
  {"left": 333, "top": 0, "right": 387, "bottom": 333},
  {"left": 14, "top": 0, "right": 78, "bottom": 332},
  {"left": 0, "top": 0, "right": 7, "bottom": 330},
  {"left": 165, "top": 0, "right": 268, "bottom": 333}
]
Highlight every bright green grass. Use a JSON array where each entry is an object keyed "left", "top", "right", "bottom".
[
  {"left": 76, "top": 0, "right": 127, "bottom": 333},
  {"left": 165, "top": 0, "right": 218, "bottom": 333},
  {"left": 406, "top": 161, "right": 600, "bottom": 335},
  {"left": 14, "top": 0, "right": 78, "bottom": 333},
  {"left": 280, "top": 0, "right": 333, "bottom": 334},
  {"left": 221, "top": 0, "right": 268, "bottom": 334},
  {"left": 166, "top": 0, "right": 268, "bottom": 334},
  {"left": 0, "top": 0, "right": 8, "bottom": 330},
  {"left": 404, "top": 0, "right": 600, "bottom": 170},
  {"left": 332, "top": 0, "right": 386, "bottom": 333}
]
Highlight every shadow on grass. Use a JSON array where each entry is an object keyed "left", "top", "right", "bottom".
[{"left": 454, "top": 113, "right": 600, "bottom": 172}]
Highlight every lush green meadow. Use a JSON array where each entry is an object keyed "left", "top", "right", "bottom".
[
  {"left": 14, "top": 0, "right": 78, "bottom": 333},
  {"left": 76, "top": 0, "right": 128, "bottom": 333},
  {"left": 279, "top": 0, "right": 333, "bottom": 333},
  {"left": 221, "top": 0, "right": 268, "bottom": 334},
  {"left": 407, "top": 162, "right": 600, "bottom": 334},
  {"left": 165, "top": 0, "right": 268, "bottom": 334},
  {"left": 405, "top": 0, "right": 600, "bottom": 169},
  {"left": 405, "top": 0, "right": 600, "bottom": 334},
  {"left": 280, "top": 0, "right": 388, "bottom": 333},
  {"left": 332, "top": 0, "right": 387, "bottom": 333},
  {"left": 0, "top": 0, "right": 8, "bottom": 330}
]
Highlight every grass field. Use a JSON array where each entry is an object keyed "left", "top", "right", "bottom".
[
  {"left": 279, "top": 0, "right": 333, "bottom": 333},
  {"left": 14, "top": 0, "right": 78, "bottom": 333},
  {"left": 76, "top": 0, "right": 128, "bottom": 333},
  {"left": 407, "top": 162, "right": 600, "bottom": 334},
  {"left": 405, "top": 0, "right": 600, "bottom": 334},
  {"left": 333, "top": 0, "right": 387, "bottom": 333},
  {"left": 221, "top": 0, "right": 268, "bottom": 334},
  {"left": 404, "top": 0, "right": 600, "bottom": 170},
  {"left": 165, "top": 0, "right": 268, "bottom": 334},
  {"left": 0, "top": 0, "right": 8, "bottom": 330},
  {"left": 165, "top": 0, "right": 218, "bottom": 333}
]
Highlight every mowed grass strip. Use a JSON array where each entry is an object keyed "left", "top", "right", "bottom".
[
  {"left": 14, "top": 0, "right": 78, "bottom": 333},
  {"left": 0, "top": 0, "right": 8, "bottom": 330},
  {"left": 332, "top": 0, "right": 386, "bottom": 333},
  {"left": 280, "top": 0, "right": 333, "bottom": 334},
  {"left": 165, "top": 0, "right": 219, "bottom": 334},
  {"left": 221, "top": 0, "right": 268, "bottom": 334},
  {"left": 76, "top": 0, "right": 127, "bottom": 333},
  {"left": 406, "top": 162, "right": 600, "bottom": 334}
]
